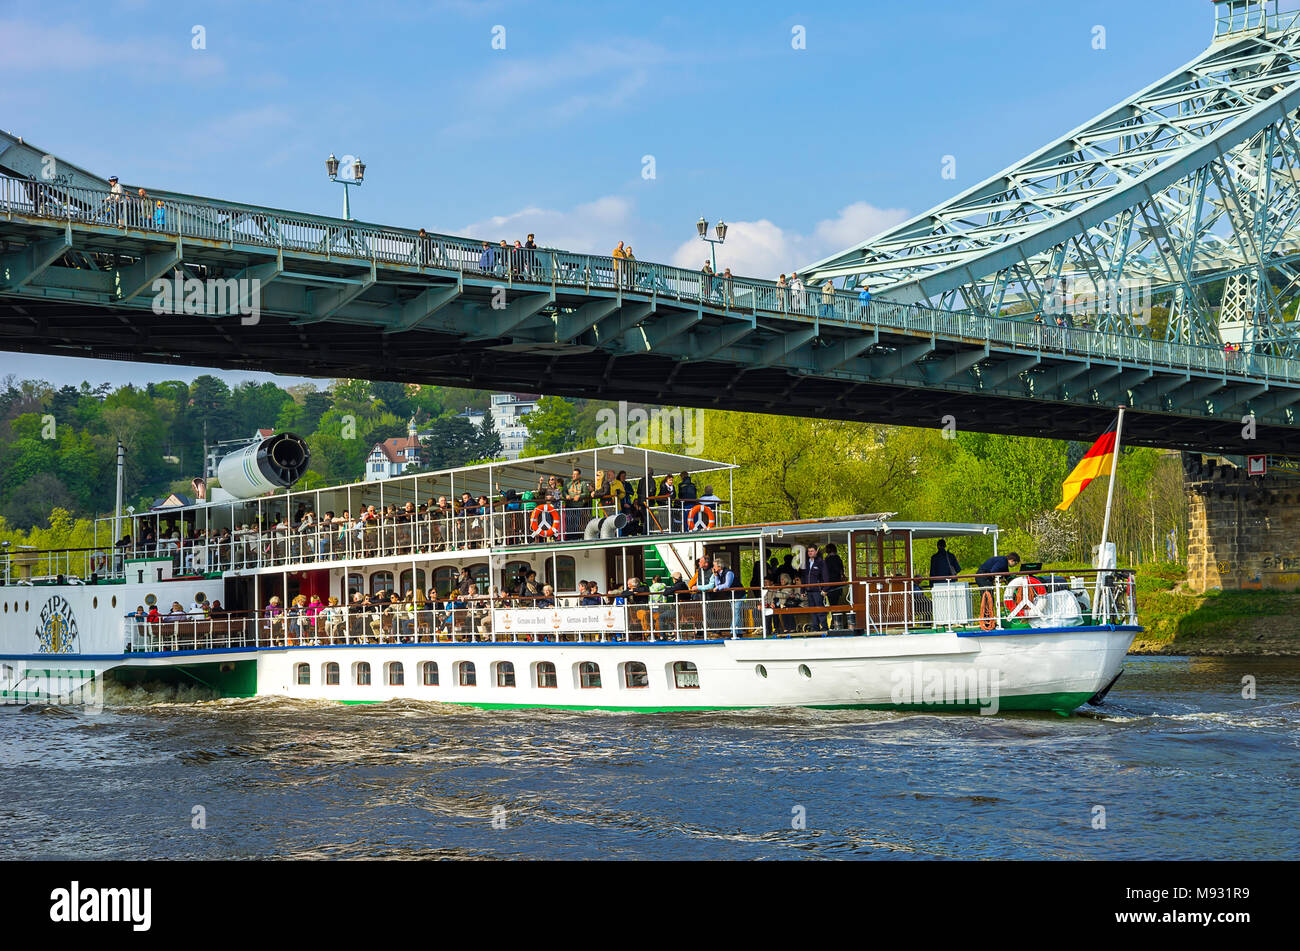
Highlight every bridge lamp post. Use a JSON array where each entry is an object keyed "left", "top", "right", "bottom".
[
  {"left": 326, "top": 153, "right": 366, "bottom": 220},
  {"left": 696, "top": 216, "right": 727, "bottom": 270}
]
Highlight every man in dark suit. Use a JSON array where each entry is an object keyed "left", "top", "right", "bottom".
[
  {"left": 930, "top": 539, "right": 961, "bottom": 579},
  {"left": 802, "top": 545, "right": 829, "bottom": 631}
]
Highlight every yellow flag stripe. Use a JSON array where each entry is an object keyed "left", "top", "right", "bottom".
[{"left": 1056, "top": 451, "right": 1115, "bottom": 510}]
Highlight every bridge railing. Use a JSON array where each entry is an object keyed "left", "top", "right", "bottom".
[{"left": 5, "top": 173, "right": 1300, "bottom": 383}]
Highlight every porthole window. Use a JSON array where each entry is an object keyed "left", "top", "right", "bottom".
[
  {"left": 755, "top": 664, "right": 767, "bottom": 679},
  {"left": 355, "top": 661, "right": 372, "bottom": 686},
  {"left": 296, "top": 663, "right": 310, "bottom": 685},
  {"left": 579, "top": 662, "right": 602, "bottom": 689},
  {"left": 388, "top": 662, "right": 405, "bottom": 686},
  {"left": 145, "top": 594, "right": 157, "bottom": 606},
  {"left": 496, "top": 661, "right": 516, "bottom": 687},
  {"left": 93, "top": 597, "right": 98, "bottom": 609},
  {"left": 111, "top": 596, "right": 117, "bottom": 609},
  {"left": 624, "top": 662, "right": 649, "bottom": 688},
  {"left": 798, "top": 664, "right": 812, "bottom": 678},
  {"left": 458, "top": 661, "right": 477, "bottom": 686},
  {"left": 536, "top": 661, "right": 557, "bottom": 688},
  {"left": 673, "top": 661, "right": 700, "bottom": 689},
  {"left": 422, "top": 661, "right": 439, "bottom": 686},
  {"left": 24, "top": 601, "right": 29, "bottom": 612},
  {"left": 324, "top": 662, "right": 340, "bottom": 685}
]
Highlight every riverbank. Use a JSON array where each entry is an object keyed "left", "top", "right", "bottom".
[{"left": 1129, "top": 564, "right": 1300, "bottom": 655}]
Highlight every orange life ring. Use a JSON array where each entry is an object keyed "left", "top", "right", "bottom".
[
  {"left": 530, "top": 503, "right": 558, "bottom": 537},
  {"left": 688, "top": 504, "right": 715, "bottom": 531},
  {"left": 979, "top": 590, "right": 997, "bottom": 630}
]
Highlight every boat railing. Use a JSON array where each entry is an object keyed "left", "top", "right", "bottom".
[
  {"left": 117, "top": 569, "right": 1136, "bottom": 655},
  {"left": 120, "top": 592, "right": 767, "bottom": 653},
  {"left": 2, "top": 546, "right": 123, "bottom": 584},
  {"left": 799, "top": 569, "right": 1138, "bottom": 633},
  {"left": 113, "top": 501, "right": 733, "bottom": 574}
]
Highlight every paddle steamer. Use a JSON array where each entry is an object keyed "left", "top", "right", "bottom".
[{"left": 0, "top": 435, "right": 1139, "bottom": 714}]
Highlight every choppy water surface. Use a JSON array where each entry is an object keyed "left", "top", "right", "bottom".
[{"left": 1, "top": 656, "right": 1296, "bottom": 859}]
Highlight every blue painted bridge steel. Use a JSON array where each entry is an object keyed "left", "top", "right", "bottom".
[{"left": 0, "top": 172, "right": 1298, "bottom": 454}]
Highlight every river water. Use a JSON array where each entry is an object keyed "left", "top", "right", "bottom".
[{"left": 2, "top": 655, "right": 1296, "bottom": 860}]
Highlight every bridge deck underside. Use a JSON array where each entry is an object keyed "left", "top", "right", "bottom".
[{"left": 2, "top": 213, "right": 1297, "bottom": 455}]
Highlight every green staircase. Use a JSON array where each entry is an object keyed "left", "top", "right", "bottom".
[{"left": 643, "top": 545, "right": 669, "bottom": 581}]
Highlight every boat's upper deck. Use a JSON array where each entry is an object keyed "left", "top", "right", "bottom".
[{"left": 88, "top": 444, "right": 735, "bottom": 571}]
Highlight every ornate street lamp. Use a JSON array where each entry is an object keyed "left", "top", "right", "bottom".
[
  {"left": 697, "top": 216, "right": 727, "bottom": 270},
  {"left": 326, "top": 152, "right": 365, "bottom": 219}
]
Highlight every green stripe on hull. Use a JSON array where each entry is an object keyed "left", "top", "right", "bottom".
[
  {"left": 110, "top": 660, "right": 257, "bottom": 698},
  {"left": 335, "top": 690, "right": 1095, "bottom": 715}
]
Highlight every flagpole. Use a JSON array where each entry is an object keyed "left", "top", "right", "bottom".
[{"left": 1094, "top": 406, "right": 1125, "bottom": 621}]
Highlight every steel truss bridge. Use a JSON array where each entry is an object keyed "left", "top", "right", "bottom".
[{"left": 3, "top": 1, "right": 1300, "bottom": 455}]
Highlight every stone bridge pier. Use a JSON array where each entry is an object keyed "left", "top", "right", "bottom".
[{"left": 1185, "top": 454, "right": 1300, "bottom": 592}]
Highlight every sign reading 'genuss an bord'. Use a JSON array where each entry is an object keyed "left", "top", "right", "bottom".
[{"left": 494, "top": 606, "right": 627, "bottom": 634}]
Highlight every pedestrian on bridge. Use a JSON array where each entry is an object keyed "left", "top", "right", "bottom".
[
  {"left": 821, "top": 279, "right": 836, "bottom": 318},
  {"left": 791, "top": 272, "right": 806, "bottom": 312},
  {"left": 478, "top": 241, "right": 494, "bottom": 274},
  {"left": 858, "top": 284, "right": 871, "bottom": 314},
  {"left": 525, "top": 233, "right": 538, "bottom": 279},
  {"left": 612, "top": 241, "right": 627, "bottom": 288},
  {"left": 701, "top": 260, "right": 714, "bottom": 299}
]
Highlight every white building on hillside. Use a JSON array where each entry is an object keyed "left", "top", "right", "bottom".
[
  {"left": 460, "top": 392, "right": 538, "bottom": 460},
  {"left": 365, "top": 417, "right": 422, "bottom": 481}
]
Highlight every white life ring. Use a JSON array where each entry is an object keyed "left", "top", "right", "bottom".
[{"left": 1003, "top": 575, "right": 1046, "bottom": 619}]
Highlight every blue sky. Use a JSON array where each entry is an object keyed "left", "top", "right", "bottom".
[{"left": 0, "top": 0, "right": 1217, "bottom": 388}]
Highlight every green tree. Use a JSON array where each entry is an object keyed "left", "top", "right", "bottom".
[
  {"left": 421, "top": 414, "right": 483, "bottom": 469},
  {"left": 476, "top": 414, "right": 503, "bottom": 460},
  {"left": 522, "top": 396, "right": 579, "bottom": 456}
]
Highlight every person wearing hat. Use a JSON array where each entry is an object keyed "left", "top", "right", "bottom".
[
  {"left": 153, "top": 198, "right": 166, "bottom": 230},
  {"left": 106, "top": 175, "right": 124, "bottom": 224}
]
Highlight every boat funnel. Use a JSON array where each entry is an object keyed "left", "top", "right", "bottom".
[
  {"left": 600, "top": 513, "right": 628, "bottom": 538},
  {"left": 215, "top": 432, "right": 311, "bottom": 500}
]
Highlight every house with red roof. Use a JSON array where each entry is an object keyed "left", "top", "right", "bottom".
[{"left": 365, "top": 417, "right": 422, "bottom": 481}]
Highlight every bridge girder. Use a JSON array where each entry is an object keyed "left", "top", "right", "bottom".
[{"left": 805, "top": 10, "right": 1300, "bottom": 357}]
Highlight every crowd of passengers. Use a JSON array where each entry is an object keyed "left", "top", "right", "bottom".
[
  {"left": 126, "top": 544, "right": 860, "bottom": 649},
  {"left": 112, "top": 468, "right": 725, "bottom": 570}
]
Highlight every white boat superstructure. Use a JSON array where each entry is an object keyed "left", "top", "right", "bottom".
[{"left": 1, "top": 443, "right": 1140, "bottom": 714}]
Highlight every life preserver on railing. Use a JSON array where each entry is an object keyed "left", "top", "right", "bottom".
[
  {"left": 1003, "top": 575, "right": 1047, "bottom": 618},
  {"left": 979, "top": 590, "right": 997, "bottom": 631},
  {"left": 688, "top": 504, "right": 715, "bottom": 531},
  {"left": 92, "top": 553, "right": 108, "bottom": 572},
  {"left": 530, "top": 503, "right": 559, "bottom": 537}
]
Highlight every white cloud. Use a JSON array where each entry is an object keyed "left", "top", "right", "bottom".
[
  {"left": 671, "top": 201, "right": 909, "bottom": 280},
  {"left": 443, "top": 40, "right": 667, "bottom": 138},
  {"left": 458, "top": 196, "right": 637, "bottom": 254},
  {"left": 0, "top": 20, "right": 226, "bottom": 81}
]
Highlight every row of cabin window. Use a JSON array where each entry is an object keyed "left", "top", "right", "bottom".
[
  {"left": 297, "top": 660, "right": 700, "bottom": 690},
  {"left": 348, "top": 559, "right": 577, "bottom": 599}
]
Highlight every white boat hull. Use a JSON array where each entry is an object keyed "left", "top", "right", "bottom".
[{"left": 4, "top": 625, "right": 1137, "bottom": 714}]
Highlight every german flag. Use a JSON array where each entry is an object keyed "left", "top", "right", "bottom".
[{"left": 1056, "top": 419, "right": 1118, "bottom": 511}]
